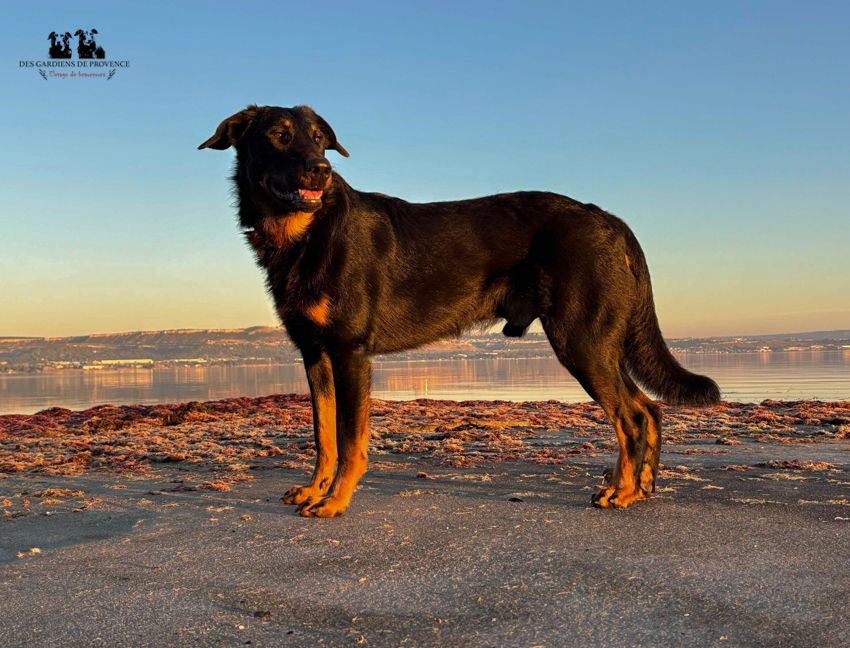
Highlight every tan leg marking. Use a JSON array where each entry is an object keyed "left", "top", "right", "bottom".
[
  {"left": 282, "top": 356, "right": 337, "bottom": 507},
  {"left": 282, "top": 391, "right": 337, "bottom": 506},
  {"left": 299, "top": 403, "right": 369, "bottom": 518},
  {"left": 593, "top": 417, "right": 647, "bottom": 509},
  {"left": 303, "top": 295, "right": 332, "bottom": 326},
  {"left": 635, "top": 394, "right": 661, "bottom": 495}
]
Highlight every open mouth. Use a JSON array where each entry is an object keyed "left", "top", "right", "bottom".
[
  {"left": 298, "top": 189, "right": 323, "bottom": 201},
  {"left": 267, "top": 182, "right": 324, "bottom": 210}
]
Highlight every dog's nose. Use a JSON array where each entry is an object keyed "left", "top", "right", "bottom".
[{"left": 306, "top": 158, "right": 331, "bottom": 182}]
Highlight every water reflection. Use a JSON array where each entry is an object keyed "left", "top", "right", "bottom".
[{"left": 0, "top": 351, "right": 847, "bottom": 415}]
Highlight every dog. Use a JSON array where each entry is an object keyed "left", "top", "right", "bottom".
[{"left": 199, "top": 105, "right": 720, "bottom": 517}]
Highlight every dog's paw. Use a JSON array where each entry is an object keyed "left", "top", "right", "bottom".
[
  {"left": 638, "top": 463, "right": 657, "bottom": 496},
  {"left": 281, "top": 485, "right": 323, "bottom": 506},
  {"left": 296, "top": 495, "right": 348, "bottom": 518},
  {"left": 591, "top": 485, "right": 646, "bottom": 509}
]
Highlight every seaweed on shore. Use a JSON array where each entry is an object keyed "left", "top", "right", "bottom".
[{"left": 1, "top": 397, "right": 848, "bottom": 490}]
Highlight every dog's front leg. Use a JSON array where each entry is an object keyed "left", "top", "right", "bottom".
[
  {"left": 299, "top": 348, "right": 370, "bottom": 517},
  {"left": 282, "top": 350, "right": 337, "bottom": 508}
]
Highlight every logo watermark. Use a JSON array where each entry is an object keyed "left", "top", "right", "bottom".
[{"left": 19, "top": 29, "right": 130, "bottom": 80}]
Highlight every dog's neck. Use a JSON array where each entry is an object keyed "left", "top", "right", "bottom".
[{"left": 254, "top": 212, "right": 315, "bottom": 249}]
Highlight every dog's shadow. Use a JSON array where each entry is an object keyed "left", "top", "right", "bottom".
[{"left": 354, "top": 461, "right": 611, "bottom": 511}]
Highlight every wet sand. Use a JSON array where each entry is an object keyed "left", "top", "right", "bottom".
[{"left": 2, "top": 396, "right": 849, "bottom": 646}]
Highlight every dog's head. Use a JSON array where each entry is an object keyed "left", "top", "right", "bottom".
[{"left": 198, "top": 105, "right": 349, "bottom": 217}]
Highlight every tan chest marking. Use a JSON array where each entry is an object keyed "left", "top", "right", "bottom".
[
  {"left": 304, "top": 294, "right": 332, "bottom": 326},
  {"left": 259, "top": 213, "right": 314, "bottom": 248}
]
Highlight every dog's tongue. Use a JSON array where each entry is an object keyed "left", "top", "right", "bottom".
[{"left": 299, "top": 189, "right": 323, "bottom": 200}]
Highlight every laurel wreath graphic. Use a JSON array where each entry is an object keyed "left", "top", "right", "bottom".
[{"left": 34, "top": 66, "right": 120, "bottom": 81}]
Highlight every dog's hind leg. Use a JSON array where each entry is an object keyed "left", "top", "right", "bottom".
[
  {"left": 586, "top": 375, "right": 649, "bottom": 509},
  {"left": 542, "top": 320, "right": 650, "bottom": 509},
  {"left": 621, "top": 369, "right": 663, "bottom": 496},
  {"left": 299, "top": 348, "right": 371, "bottom": 517},
  {"left": 282, "top": 350, "right": 338, "bottom": 508}
]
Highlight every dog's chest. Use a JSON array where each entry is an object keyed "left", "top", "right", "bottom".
[{"left": 246, "top": 237, "right": 335, "bottom": 328}]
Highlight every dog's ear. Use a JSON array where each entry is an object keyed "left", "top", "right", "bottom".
[
  {"left": 198, "top": 106, "right": 260, "bottom": 151},
  {"left": 314, "top": 112, "right": 350, "bottom": 158}
]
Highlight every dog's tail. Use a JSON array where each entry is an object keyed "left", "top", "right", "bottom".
[{"left": 622, "top": 231, "right": 721, "bottom": 406}]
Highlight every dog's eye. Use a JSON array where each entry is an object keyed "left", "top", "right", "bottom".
[
  {"left": 313, "top": 132, "right": 324, "bottom": 145},
  {"left": 273, "top": 132, "right": 292, "bottom": 144}
]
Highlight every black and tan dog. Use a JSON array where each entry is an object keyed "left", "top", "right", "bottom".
[{"left": 199, "top": 105, "right": 720, "bottom": 517}]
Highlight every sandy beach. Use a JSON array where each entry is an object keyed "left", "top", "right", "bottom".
[{"left": 2, "top": 396, "right": 849, "bottom": 646}]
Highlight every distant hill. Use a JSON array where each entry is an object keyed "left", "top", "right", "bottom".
[
  {"left": 1, "top": 327, "right": 848, "bottom": 373},
  {"left": 0, "top": 327, "right": 295, "bottom": 369},
  {"left": 0, "top": 327, "right": 508, "bottom": 372},
  {"left": 743, "top": 330, "right": 850, "bottom": 341}
]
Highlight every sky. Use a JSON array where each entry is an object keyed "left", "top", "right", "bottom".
[{"left": 1, "top": 1, "right": 848, "bottom": 339}]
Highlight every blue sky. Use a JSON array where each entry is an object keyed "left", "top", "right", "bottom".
[{"left": 1, "top": 1, "right": 848, "bottom": 337}]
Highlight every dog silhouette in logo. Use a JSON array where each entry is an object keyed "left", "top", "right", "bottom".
[
  {"left": 48, "top": 31, "right": 75, "bottom": 59},
  {"left": 48, "top": 32, "right": 63, "bottom": 58},
  {"left": 60, "top": 32, "right": 73, "bottom": 58},
  {"left": 74, "top": 29, "right": 106, "bottom": 59}
]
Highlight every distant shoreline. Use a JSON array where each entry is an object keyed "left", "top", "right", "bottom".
[
  {"left": 2, "top": 331, "right": 848, "bottom": 375},
  {"left": 2, "top": 348, "right": 849, "bottom": 376}
]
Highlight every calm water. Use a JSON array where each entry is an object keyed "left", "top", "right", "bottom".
[{"left": 1, "top": 351, "right": 848, "bottom": 415}]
